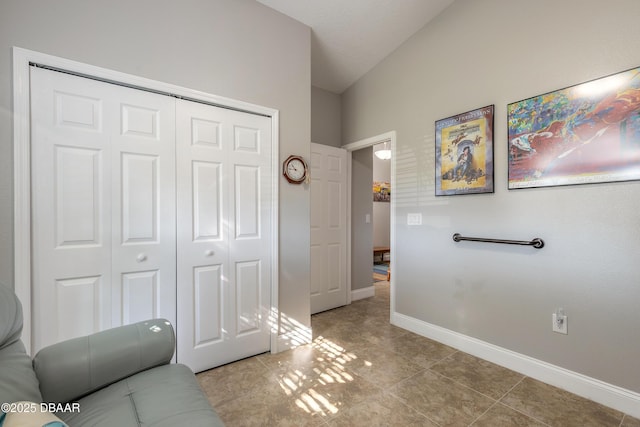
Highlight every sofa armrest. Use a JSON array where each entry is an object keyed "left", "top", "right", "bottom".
[{"left": 33, "top": 319, "right": 175, "bottom": 404}]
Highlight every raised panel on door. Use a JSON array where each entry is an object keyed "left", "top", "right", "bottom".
[
  {"left": 236, "top": 260, "right": 261, "bottom": 335},
  {"left": 193, "top": 161, "right": 222, "bottom": 241},
  {"left": 55, "top": 276, "right": 101, "bottom": 342},
  {"left": 121, "top": 270, "right": 159, "bottom": 324},
  {"left": 234, "top": 165, "right": 260, "bottom": 239},
  {"left": 310, "top": 143, "right": 348, "bottom": 314},
  {"left": 54, "top": 146, "right": 102, "bottom": 247},
  {"left": 121, "top": 153, "right": 158, "bottom": 243},
  {"left": 310, "top": 244, "right": 325, "bottom": 298},
  {"left": 30, "top": 67, "right": 176, "bottom": 352},
  {"left": 176, "top": 99, "right": 271, "bottom": 372},
  {"left": 193, "top": 265, "right": 223, "bottom": 347}
]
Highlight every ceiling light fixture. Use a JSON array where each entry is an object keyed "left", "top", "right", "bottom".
[{"left": 374, "top": 141, "right": 391, "bottom": 160}]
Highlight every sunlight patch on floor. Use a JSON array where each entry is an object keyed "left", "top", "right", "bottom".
[{"left": 272, "top": 333, "right": 371, "bottom": 418}]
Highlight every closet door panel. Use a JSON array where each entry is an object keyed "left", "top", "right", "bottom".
[
  {"left": 30, "top": 67, "right": 176, "bottom": 352},
  {"left": 176, "top": 100, "right": 272, "bottom": 372},
  {"left": 121, "top": 270, "right": 159, "bottom": 324},
  {"left": 31, "top": 67, "right": 112, "bottom": 352},
  {"left": 55, "top": 276, "right": 102, "bottom": 342},
  {"left": 54, "top": 146, "right": 102, "bottom": 247},
  {"left": 120, "top": 153, "right": 158, "bottom": 243},
  {"left": 109, "top": 86, "right": 176, "bottom": 328},
  {"left": 193, "top": 265, "right": 223, "bottom": 346},
  {"left": 234, "top": 165, "right": 260, "bottom": 239},
  {"left": 192, "top": 161, "right": 222, "bottom": 241},
  {"left": 226, "top": 112, "right": 272, "bottom": 357}
]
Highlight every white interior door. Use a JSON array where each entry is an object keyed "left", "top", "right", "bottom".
[
  {"left": 30, "top": 67, "right": 176, "bottom": 352},
  {"left": 310, "top": 143, "right": 348, "bottom": 314},
  {"left": 176, "top": 99, "right": 272, "bottom": 373}
]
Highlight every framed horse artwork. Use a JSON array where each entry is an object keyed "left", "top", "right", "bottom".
[{"left": 435, "top": 105, "right": 494, "bottom": 196}]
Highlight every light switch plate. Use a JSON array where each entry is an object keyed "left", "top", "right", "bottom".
[{"left": 407, "top": 213, "right": 422, "bottom": 225}]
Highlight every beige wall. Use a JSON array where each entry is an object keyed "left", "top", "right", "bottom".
[
  {"left": 342, "top": 0, "right": 640, "bottom": 393},
  {"left": 351, "top": 148, "right": 373, "bottom": 290},
  {"left": 311, "top": 85, "right": 341, "bottom": 147},
  {"left": 0, "top": 0, "right": 311, "bottom": 332}
]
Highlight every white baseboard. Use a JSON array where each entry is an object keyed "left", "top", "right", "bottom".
[
  {"left": 391, "top": 312, "right": 640, "bottom": 419},
  {"left": 351, "top": 285, "right": 375, "bottom": 301}
]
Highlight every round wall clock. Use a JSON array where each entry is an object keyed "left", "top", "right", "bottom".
[{"left": 282, "top": 155, "right": 308, "bottom": 184}]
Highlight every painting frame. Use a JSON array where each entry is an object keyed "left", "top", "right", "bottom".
[
  {"left": 435, "top": 105, "right": 494, "bottom": 196},
  {"left": 508, "top": 66, "right": 640, "bottom": 189}
]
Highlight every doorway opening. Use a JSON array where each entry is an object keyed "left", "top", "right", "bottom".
[
  {"left": 373, "top": 141, "right": 391, "bottom": 284},
  {"left": 343, "top": 131, "right": 396, "bottom": 312}
]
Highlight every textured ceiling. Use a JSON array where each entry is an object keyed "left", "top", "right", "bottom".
[{"left": 256, "top": 0, "right": 454, "bottom": 94}]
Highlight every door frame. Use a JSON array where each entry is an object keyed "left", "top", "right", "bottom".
[
  {"left": 343, "top": 131, "right": 396, "bottom": 310},
  {"left": 12, "top": 47, "right": 280, "bottom": 355}
]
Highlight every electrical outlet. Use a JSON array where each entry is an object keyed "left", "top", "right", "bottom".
[{"left": 552, "top": 312, "right": 568, "bottom": 334}]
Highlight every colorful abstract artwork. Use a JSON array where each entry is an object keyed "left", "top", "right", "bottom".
[
  {"left": 508, "top": 67, "right": 640, "bottom": 189},
  {"left": 435, "top": 105, "right": 494, "bottom": 196},
  {"left": 373, "top": 181, "right": 390, "bottom": 202}
]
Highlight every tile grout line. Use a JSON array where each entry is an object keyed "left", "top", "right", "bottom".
[
  {"left": 384, "top": 367, "right": 445, "bottom": 427},
  {"left": 496, "top": 376, "right": 553, "bottom": 427},
  {"left": 423, "top": 368, "right": 548, "bottom": 427},
  {"left": 462, "top": 370, "right": 528, "bottom": 426},
  {"left": 466, "top": 400, "right": 499, "bottom": 426},
  {"left": 425, "top": 366, "right": 505, "bottom": 403},
  {"left": 385, "top": 388, "right": 444, "bottom": 427}
]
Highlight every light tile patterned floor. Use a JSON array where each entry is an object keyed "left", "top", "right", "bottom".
[{"left": 197, "top": 282, "right": 639, "bottom": 426}]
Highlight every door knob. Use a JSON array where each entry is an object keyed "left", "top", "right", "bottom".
[
  {"left": 136, "top": 253, "right": 147, "bottom": 262},
  {"left": 204, "top": 249, "right": 214, "bottom": 257}
]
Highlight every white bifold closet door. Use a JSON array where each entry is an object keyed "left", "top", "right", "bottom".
[
  {"left": 176, "top": 99, "right": 272, "bottom": 372},
  {"left": 30, "top": 67, "right": 273, "bottom": 371},
  {"left": 30, "top": 66, "right": 177, "bottom": 353}
]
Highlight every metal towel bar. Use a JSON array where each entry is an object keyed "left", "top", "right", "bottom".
[{"left": 452, "top": 233, "right": 544, "bottom": 249}]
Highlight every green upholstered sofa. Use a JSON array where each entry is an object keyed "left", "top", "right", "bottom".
[{"left": 0, "top": 283, "right": 224, "bottom": 426}]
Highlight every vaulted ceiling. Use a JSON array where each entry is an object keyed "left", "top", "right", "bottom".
[{"left": 256, "top": 0, "right": 455, "bottom": 94}]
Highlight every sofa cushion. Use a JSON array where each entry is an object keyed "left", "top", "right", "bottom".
[
  {"left": 0, "top": 284, "right": 43, "bottom": 405},
  {"left": 0, "top": 284, "right": 23, "bottom": 350},
  {"left": 34, "top": 319, "right": 176, "bottom": 404},
  {"left": 0, "top": 285, "right": 42, "bottom": 403},
  {"left": 0, "top": 342, "right": 43, "bottom": 405},
  {"left": 57, "top": 364, "right": 223, "bottom": 427}
]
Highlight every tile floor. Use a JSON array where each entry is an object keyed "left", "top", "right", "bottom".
[{"left": 197, "top": 282, "right": 640, "bottom": 426}]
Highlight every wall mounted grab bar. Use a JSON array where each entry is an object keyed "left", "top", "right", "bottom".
[{"left": 452, "top": 233, "right": 544, "bottom": 249}]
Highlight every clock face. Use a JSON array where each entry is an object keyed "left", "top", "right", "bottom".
[
  {"left": 284, "top": 156, "right": 307, "bottom": 183},
  {"left": 287, "top": 159, "right": 305, "bottom": 180}
]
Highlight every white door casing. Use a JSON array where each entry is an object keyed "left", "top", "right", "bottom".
[
  {"left": 176, "top": 99, "right": 272, "bottom": 372},
  {"left": 30, "top": 67, "right": 177, "bottom": 352},
  {"left": 310, "top": 143, "right": 348, "bottom": 314}
]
